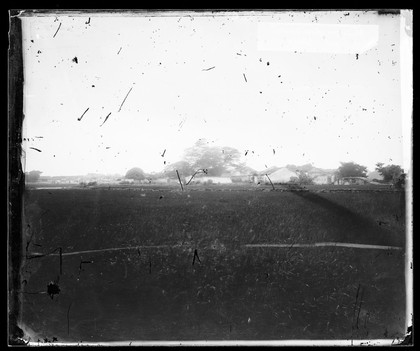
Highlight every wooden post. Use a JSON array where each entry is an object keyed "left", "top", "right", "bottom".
[
  {"left": 265, "top": 174, "right": 275, "bottom": 190},
  {"left": 176, "top": 170, "right": 184, "bottom": 191}
]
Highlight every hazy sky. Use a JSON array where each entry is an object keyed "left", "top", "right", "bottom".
[{"left": 20, "top": 10, "right": 412, "bottom": 176}]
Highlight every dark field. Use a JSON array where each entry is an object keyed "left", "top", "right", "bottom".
[{"left": 21, "top": 186, "right": 407, "bottom": 343}]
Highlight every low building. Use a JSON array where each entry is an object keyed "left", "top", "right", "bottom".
[
  {"left": 152, "top": 178, "right": 170, "bottom": 184},
  {"left": 189, "top": 176, "right": 232, "bottom": 185},
  {"left": 304, "top": 167, "right": 336, "bottom": 185},
  {"left": 260, "top": 168, "right": 299, "bottom": 184},
  {"left": 336, "top": 177, "right": 369, "bottom": 185},
  {"left": 312, "top": 174, "right": 333, "bottom": 185},
  {"left": 230, "top": 175, "right": 255, "bottom": 183},
  {"left": 119, "top": 179, "right": 135, "bottom": 184}
]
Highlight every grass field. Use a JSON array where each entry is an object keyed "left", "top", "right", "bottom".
[{"left": 20, "top": 185, "right": 407, "bottom": 343}]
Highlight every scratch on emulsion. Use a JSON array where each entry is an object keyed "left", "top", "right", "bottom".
[
  {"left": 100, "top": 113, "right": 112, "bottom": 127},
  {"left": 118, "top": 87, "right": 133, "bottom": 112}
]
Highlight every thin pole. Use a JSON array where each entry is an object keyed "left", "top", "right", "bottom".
[
  {"left": 266, "top": 174, "right": 275, "bottom": 190},
  {"left": 176, "top": 170, "right": 184, "bottom": 191}
]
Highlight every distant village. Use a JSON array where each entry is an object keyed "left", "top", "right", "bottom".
[{"left": 29, "top": 164, "right": 389, "bottom": 187}]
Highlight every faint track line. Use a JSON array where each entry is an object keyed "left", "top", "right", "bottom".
[
  {"left": 244, "top": 243, "right": 403, "bottom": 250},
  {"left": 39, "top": 245, "right": 176, "bottom": 257},
  {"left": 30, "top": 242, "right": 403, "bottom": 258}
]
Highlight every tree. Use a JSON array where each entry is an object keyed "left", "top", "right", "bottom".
[
  {"left": 26, "top": 170, "right": 42, "bottom": 182},
  {"left": 125, "top": 167, "right": 145, "bottom": 180},
  {"left": 394, "top": 173, "right": 406, "bottom": 189},
  {"left": 163, "top": 160, "right": 194, "bottom": 179},
  {"left": 375, "top": 163, "right": 404, "bottom": 183},
  {"left": 336, "top": 162, "right": 368, "bottom": 179},
  {"left": 290, "top": 172, "right": 315, "bottom": 185},
  {"left": 233, "top": 163, "right": 257, "bottom": 175},
  {"left": 182, "top": 139, "right": 243, "bottom": 177}
]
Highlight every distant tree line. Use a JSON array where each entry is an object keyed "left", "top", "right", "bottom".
[
  {"left": 25, "top": 170, "right": 42, "bottom": 182},
  {"left": 375, "top": 163, "right": 404, "bottom": 183},
  {"left": 336, "top": 162, "right": 368, "bottom": 178},
  {"left": 334, "top": 161, "right": 405, "bottom": 188},
  {"left": 125, "top": 139, "right": 254, "bottom": 183},
  {"left": 124, "top": 140, "right": 406, "bottom": 188},
  {"left": 164, "top": 139, "right": 252, "bottom": 178}
]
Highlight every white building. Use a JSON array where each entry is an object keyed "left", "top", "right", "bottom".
[{"left": 264, "top": 168, "right": 299, "bottom": 183}]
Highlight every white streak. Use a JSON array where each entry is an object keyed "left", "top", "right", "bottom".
[
  {"left": 28, "top": 339, "right": 401, "bottom": 347},
  {"left": 245, "top": 242, "right": 403, "bottom": 250},
  {"left": 33, "top": 241, "right": 403, "bottom": 258}
]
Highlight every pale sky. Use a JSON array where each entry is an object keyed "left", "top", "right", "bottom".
[{"left": 19, "top": 10, "right": 412, "bottom": 176}]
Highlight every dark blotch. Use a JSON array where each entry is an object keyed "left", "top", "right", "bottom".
[{"left": 47, "top": 281, "right": 60, "bottom": 299}]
